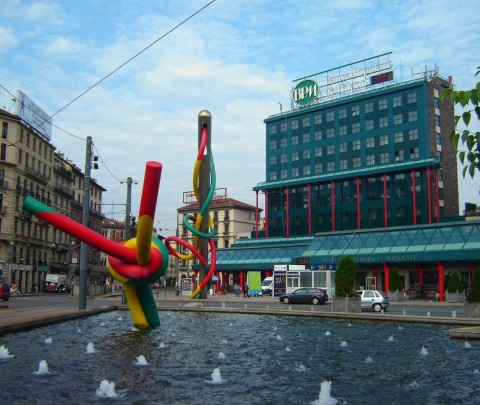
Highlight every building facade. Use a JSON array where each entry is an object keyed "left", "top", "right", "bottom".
[{"left": 0, "top": 101, "right": 106, "bottom": 293}]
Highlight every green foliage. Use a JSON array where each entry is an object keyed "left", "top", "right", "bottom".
[
  {"left": 335, "top": 256, "right": 358, "bottom": 297},
  {"left": 447, "top": 271, "right": 463, "bottom": 293},
  {"left": 441, "top": 67, "right": 480, "bottom": 178},
  {"left": 467, "top": 266, "right": 480, "bottom": 302},
  {"left": 389, "top": 268, "right": 401, "bottom": 292}
]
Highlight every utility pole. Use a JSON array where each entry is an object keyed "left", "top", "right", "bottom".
[
  {"left": 121, "top": 176, "right": 136, "bottom": 304},
  {"left": 198, "top": 110, "right": 211, "bottom": 299},
  {"left": 79, "top": 136, "right": 92, "bottom": 310}
]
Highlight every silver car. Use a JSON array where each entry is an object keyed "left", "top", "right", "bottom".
[{"left": 356, "top": 289, "right": 389, "bottom": 312}]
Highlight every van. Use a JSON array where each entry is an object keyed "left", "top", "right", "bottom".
[{"left": 261, "top": 277, "right": 273, "bottom": 295}]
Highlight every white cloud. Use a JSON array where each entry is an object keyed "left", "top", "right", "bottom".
[
  {"left": 44, "top": 36, "right": 87, "bottom": 55},
  {"left": 0, "top": 27, "right": 19, "bottom": 53}
]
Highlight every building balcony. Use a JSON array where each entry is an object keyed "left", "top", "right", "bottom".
[
  {"left": 54, "top": 165, "right": 73, "bottom": 180},
  {"left": 25, "top": 164, "right": 49, "bottom": 184},
  {"left": 55, "top": 182, "right": 73, "bottom": 197}
]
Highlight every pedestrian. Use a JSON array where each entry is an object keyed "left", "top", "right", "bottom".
[
  {"left": 234, "top": 283, "right": 240, "bottom": 297},
  {"left": 111, "top": 282, "right": 116, "bottom": 294},
  {"left": 243, "top": 282, "right": 250, "bottom": 298}
]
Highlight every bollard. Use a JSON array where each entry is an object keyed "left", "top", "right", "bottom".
[
  {"left": 266, "top": 304, "right": 270, "bottom": 310},
  {"left": 244, "top": 304, "right": 247, "bottom": 309},
  {"left": 451, "top": 310, "right": 456, "bottom": 318},
  {"left": 310, "top": 306, "right": 314, "bottom": 312},
  {"left": 222, "top": 302, "right": 225, "bottom": 308},
  {"left": 289, "top": 305, "right": 292, "bottom": 311},
  {"left": 427, "top": 311, "right": 431, "bottom": 317},
  {"left": 403, "top": 310, "right": 406, "bottom": 316}
]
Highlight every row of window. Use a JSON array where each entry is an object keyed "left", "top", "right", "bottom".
[
  {"left": 270, "top": 92, "right": 418, "bottom": 135},
  {"left": 270, "top": 111, "right": 418, "bottom": 148}
]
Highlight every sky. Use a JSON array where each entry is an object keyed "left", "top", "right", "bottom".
[{"left": 0, "top": 0, "right": 479, "bottom": 235}]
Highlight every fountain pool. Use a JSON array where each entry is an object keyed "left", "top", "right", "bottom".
[{"left": 0, "top": 311, "right": 478, "bottom": 404}]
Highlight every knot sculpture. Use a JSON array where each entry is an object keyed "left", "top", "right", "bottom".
[{"left": 22, "top": 112, "right": 217, "bottom": 327}]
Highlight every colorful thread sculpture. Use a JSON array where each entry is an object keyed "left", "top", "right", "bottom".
[{"left": 22, "top": 112, "right": 217, "bottom": 327}]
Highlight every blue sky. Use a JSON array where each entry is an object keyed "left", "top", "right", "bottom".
[{"left": 1, "top": 0, "right": 479, "bottom": 233}]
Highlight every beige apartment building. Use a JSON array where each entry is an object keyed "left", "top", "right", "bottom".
[{"left": 0, "top": 106, "right": 106, "bottom": 293}]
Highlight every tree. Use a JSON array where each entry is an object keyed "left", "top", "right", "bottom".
[
  {"left": 467, "top": 266, "right": 480, "bottom": 302},
  {"left": 389, "top": 268, "right": 401, "bottom": 292},
  {"left": 447, "top": 271, "right": 463, "bottom": 293},
  {"left": 335, "top": 256, "right": 358, "bottom": 297},
  {"left": 441, "top": 67, "right": 480, "bottom": 178}
]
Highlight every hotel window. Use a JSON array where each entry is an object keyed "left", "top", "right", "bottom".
[
  {"left": 435, "top": 115, "right": 440, "bottom": 126},
  {"left": 315, "top": 163, "right": 323, "bottom": 174},
  {"left": 314, "top": 130, "right": 322, "bottom": 141},
  {"left": 303, "top": 149, "right": 310, "bottom": 159},
  {"left": 366, "top": 155, "right": 375, "bottom": 166},
  {"left": 314, "top": 147, "right": 322, "bottom": 157},
  {"left": 365, "top": 119, "right": 374, "bottom": 131},
  {"left": 314, "top": 114, "right": 322, "bottom": 124},
  {"left": 393, "top": 96, "right": 402, "bottom": 107},
  {"left": 379, "top": 135, "right": 388, "bottom": 145},
  {"left": 291, "top": 120, "right": 299, "bottom": 129},
  {"left": 394, "top": 114, "right": 403, "bottom": 125},
  {"left": 395, "top": 150, "right": 404, "bottom": 161},
  {"left": 365, "top": 102, "right": 373, "bottom": 113},
  {"left": 433, "top": 97, "right": 440, "bottom": 109},
  {"left": 269, "top": 125, "right": 277, "bottom": 135},
  {"left": 409, "top": 129, "right": 419, "bottom": 141},
  {"left": 408, "top": 111, "right": 418, "bottom": 122},
  {"left": 292, "top": 135, "right": 299, "bottom": 145},
  {"left": 407, "top": 92, "right": 417, "bottom": 104},
  {"left": 302, "top": 117, "right": 310, "bottom": 127},
  {"left": 327, "top": 161, "right": 335, "bottom": 172},
  {"left": 303, "top": 166, "right": 310, "bottom": 176},
  {"left": 352, "top": 140, "right": 361, "bottom": 150},
  {"left": 292, "top": 167, "right": 299, "bottom": 177},
  {"left": 270, "top": 156, "right": 277, "bottom": 165},
  {"left": 280, "top": 138, "right": 287, "bottom": 148},
  {"left": 326, "top": 112, "right": 334, "bottom": 122},
  {"left": 270, "top": 140, "right": 277, "bottom": 150},
  {"left": 435, "top": 132, "right": 441, "bottom": 145},
  {"left": 302, "top": 133, "right": 310, "bottom": 143},
  {"left": 380, "top": 152, "right": 389, "bottom": 164},
  {"left": 366, "top": 137, "right": 375, "bottom": 148},
  {"left": 280, "top": 154, "right": 287, "bottom": 163},
  {"left": 394, "top": 131, "right": 404, "bottom": 143},
  {"left": 378, "top": 99, "right": 387, "bottom": 110},
  {"left": 353, "top": 157, "right": 361, "bottom": 168},
  {"left": 281, "top": 169, "right": 287, "bottom": 179},
  {"left": 351, "top": 106, "right": 360, "bottom": 116},
  {"left": 292, "top": 152, "right": 299, "bottom": 161},
  {"left": 326, "top": 128, "right": 334, "bottom": 138},
  {"left": 270, "top": 171, "right": 277, "bottom": 181},
  {"left": 339, "top": 142, "right": 347, "bottom": 153},
  {"left": 327, "top": 145, "right": 335, "bottom": 155},
  {"left": 410, "top": 147, "right": 419, "bottom": 159},
  {"left": 379, "top": 117, "right": 388, "bottom": 127},
  {"left": 0, "top": 144, "right": 6, "bottom": 160},
  {"left": 352, "top": 122, "right": 360, "bottom": 133},
  {"left": 340, "top": 159, "right": 348, "bottom": 170},
  {"left": 339, "top": 125, "right": 347, "bottom": 136},
  {"left": 339, "top": 109, "right": 347, "bottom": 119},
  {"left": 280, "top": 122, "right": 287, "bottom": 132}
]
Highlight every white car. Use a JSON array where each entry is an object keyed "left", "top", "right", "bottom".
[{"left": 356, "top": 289, "right": 389, "bottom": 312}]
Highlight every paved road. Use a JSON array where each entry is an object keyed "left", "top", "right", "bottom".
[{"left": 1, "top": 291, "right": 479, "bottom": 339}]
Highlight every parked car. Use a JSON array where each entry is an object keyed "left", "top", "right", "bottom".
[
  {"left": 0, "top": 282, "right": 10, "bottom": 301},
  {"left": 279, "top": 287, "right": 327, "bottom": 305},
  {"left": 44, "top": 282, "right": 57, "bottom": 293},
  {"left": 55, "top": 283, "right": 71, "bottom": 294},
  {"left": 356, "top": 289, "right": 389, "bottom": 312}
]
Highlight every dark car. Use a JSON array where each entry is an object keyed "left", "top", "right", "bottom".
[
  {"left": 55, "top": 283, "right": 71, "bottom": 294},
  {"left": 279, "top": 287, "right": 327, "bottom": 305},
  {"left": 0, "top": 282, "right": 10, "bottom": 301}
]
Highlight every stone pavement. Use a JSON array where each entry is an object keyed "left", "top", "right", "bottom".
[{"left": 1, "top": 290, "right": 479, "bottom": 339}]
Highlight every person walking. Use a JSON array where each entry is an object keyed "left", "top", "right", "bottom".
[
  {"left": 234, "top": 283, "right": 240, "bottom": 297},
  {"left": 243, "top": 282, "right": 250, "bottom": 298}
]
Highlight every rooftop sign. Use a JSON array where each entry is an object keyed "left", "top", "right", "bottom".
[
  {"left": 14, "top": 90, "right": 52, "bottom": 141},
  {"left": 291, "top": 53, "right": 394, "bottom": 108}
]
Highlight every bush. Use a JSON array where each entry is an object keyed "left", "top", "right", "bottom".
[
  {"left": 335, "top": 256, "right": 358, "bottom": 297},
  {"left": 467, "top": 267, "right": 480, "bottom": 302},
  {"left": 389, "top": 268, "right": 401, "bottom": 292},
  {"left": 447, "top": 271, "right": 463, "bottom": 293}
]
